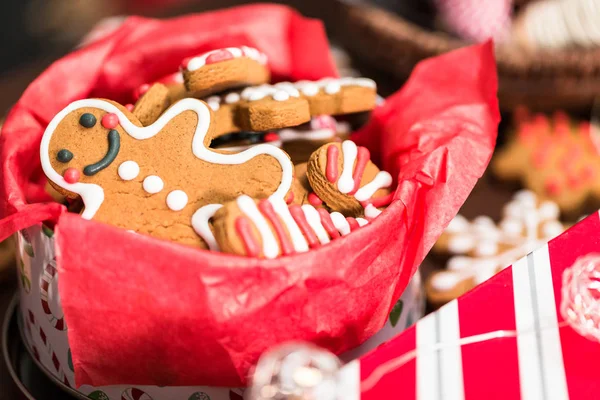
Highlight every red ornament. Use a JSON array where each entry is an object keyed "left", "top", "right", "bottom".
[
  {"left": 63, "top": 168, "right": 80, "bottom": 184},
  {"left": 101, "top": 113, "right": 119, "bottom": 129},
  {"left": 206, "top": 49, "right": 235, "bottom": 64}
]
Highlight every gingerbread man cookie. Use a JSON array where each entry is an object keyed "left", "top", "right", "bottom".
[
  {"left": 493, "top": 110, "right": 600, "bottom": 216},
  {"left": 211, "top": 195, "right": 369, "bottom": 258},
  {"left": 132, "top": 83, "right": 171, "bottom": 126},
  {"left": 307, "top": 140, "right": 394, "bottom": 218},
  {"left": 426, "top": 190, "right": 566, "bottom": 306},
  {"left": 182, "top": 46, "right": 269, "bottom": 97},
  {"left": 40, "top": 98, "right": 294, "bottom": 248}
]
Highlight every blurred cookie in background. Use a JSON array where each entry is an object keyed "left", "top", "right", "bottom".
[{"left": 426, "top": 190, "right": 566, "bottom": 307}]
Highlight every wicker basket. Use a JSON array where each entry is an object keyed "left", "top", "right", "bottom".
[{"left": 330, "top": 0, "right": 600, "bottom": 112}]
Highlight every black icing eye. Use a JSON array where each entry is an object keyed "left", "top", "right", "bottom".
[
  {"left": 57, "top": 149, "right": 73, "bottom": 163},
  {"left": 79, "top": 113, "right": 96, "bottom": 128}
]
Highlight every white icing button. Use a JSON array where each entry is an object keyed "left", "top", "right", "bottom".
[
  {"left": 474, "top": 240, "right": 498, "bottom": 257},
  {"left": 324, "top": 81, "right": 341, "bottom": 94},
  {"left": 166, "top": 190, "right": 188, "bottom": 211},
  {"left": 143, "top": 175, "right": 164, "bottom": 194},
  {"left": 538, "top": 201, "right": 560, "bottom": 220},
  {"left": 500, "top": 218, "right": 523, "bottom": 236},
  {"left": 447, "top": 235, "right": 475, "bottom": 254},
  {"left": 273, "top": 91, "right": 290, "bottom": 101},
  {"left": 118, "top": 161, "right": 140, "bottom": 181},
  {"left": 542, "top": 220, "right": 564, "bottom": 238},
  {"left": 431, "top": 271, "right": 462, "bottom": 291},
  {"left": 446, "top": 215, "right": 469, "bottom": 233},
  {"left": 225, "top": 92, "right": 240, "bottom": 104}
]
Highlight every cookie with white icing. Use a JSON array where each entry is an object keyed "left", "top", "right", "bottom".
[
  {"left": 211, "top": 194, "right": 369, "bottom": 258},
  {"left": 426, "top": 190, "right": 566, "bottom": 306},
  {"left": 40, "top": 97, "right": 295, "bottom": 248},
  {"left": 307, "top": 140, "right": 394, "bottom": 218},
  {"left": 182, "top": 46, "right": 270, "bottom": 97},
  {"left": 294, "top": 77, "right": 377, "bottom": 116},
  {"left": 202, "top": 78, "right": 376, "bottom": 137}
]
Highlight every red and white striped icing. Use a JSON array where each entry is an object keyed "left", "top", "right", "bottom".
[
  {"left": 326, "top": 140, "right": 393, "bottom": 218},
  {"left": 233, "top": 195, "right": 368, "bottom": 258},
  {"left": 184, "top": 46, "right": 267, "bottom": 71}
]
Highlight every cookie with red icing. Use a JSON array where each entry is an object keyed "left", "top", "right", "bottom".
[
  {"left": 492, "top": 109, "right": 600, "bottom": 215},
  {"left": 182, "top": 46, "right": 270, "bottom": 97},
  {"left": 211, "top": 194, "right": 369, "bottom": 258},
  {"left": 132, "top": 83, "right": 171, "bottom": 126},
  {"left": 307, "top": 140, "right": 394, "bottom": 218},
  {"left": 40, "top": 97, "right": 295, "bottom": 248}
]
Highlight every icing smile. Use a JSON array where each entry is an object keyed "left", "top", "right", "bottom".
[{"left": 83, "top": 129, "right": 121, "bottom": 176}]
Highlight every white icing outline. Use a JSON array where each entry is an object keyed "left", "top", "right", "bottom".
[
  {"left": 185, "top": 46, "right": 267, "bottom": 71},
  {"left": 338, "top": 140, "right": 358, "bottom": 194},
  {"left": 330, "top": 212, "right": 351, "bottom": 236},
  {"left": 40, "top": 98, "right": 293, "bottom": 222},
  {"left": 354, "top": 171, "right": 393, "bottom": 202},
  {"left": 270, "top": 198, "right": 309, "bottom": 252},
  {"left": 237, "top": 195, "right": 279, "bottom": 259},
  {"left": 191, "top": 204, "right": 223, "bottom": 251},
  {"left": 301, "top": 205, "right": 331, "bottom": 245}
]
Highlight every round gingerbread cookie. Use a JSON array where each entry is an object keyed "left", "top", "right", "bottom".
[{"left": 307, "top": 140, "right": 393, "bottom": 218}]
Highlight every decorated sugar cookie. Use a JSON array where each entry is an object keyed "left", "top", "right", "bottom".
[
  {"left": 40, "top": 98, "right": 294, "bottom": 248},
  {"left": 426, "top": 190, "right": 566, "bottom": 306},
  {"left": 182, "top": 46, "right": 270, "bottom": 97},
  {"left": 493, "top": 110, "right": 600, "bottom": 215},
  {"left": 307, "top": 140, "right": 394, "bottom": 218},
  {"left": 211, "top": 195, "right": 369, "bottom": 258}
]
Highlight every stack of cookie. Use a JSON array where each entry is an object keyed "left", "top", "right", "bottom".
[{"left": 40, "top": 46, "right": 394, "bottom": 258}]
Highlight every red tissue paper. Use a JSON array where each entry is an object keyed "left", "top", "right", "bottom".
[{"left": 0, "top": 4, "right": 499, "bottom": 388}]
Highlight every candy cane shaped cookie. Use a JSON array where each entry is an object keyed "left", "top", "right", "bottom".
[
  {"left": 307, "top": 140, "right": 393, "bottom": 217},
  {"left": 182, "top": 46, "right": 270, "bottom": 97},
  {"left": 211, "top": 195, "right": 368, "bottom": 258},
  {"left": 40, "top": 97, "right": 294, "bottom": 248},
  {"left": 39, "top": 258, "right": 66, "bottom": 330}
]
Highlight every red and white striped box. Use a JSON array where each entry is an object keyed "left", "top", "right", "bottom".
[{"left": 352, "top": 211, "right": 600, "bottom": 400}]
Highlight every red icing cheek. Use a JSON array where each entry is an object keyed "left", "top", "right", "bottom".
[
  {"left": 63, "top": 168, "right": 80, "bottom": 184},
  {"left": 206, "top": 49, "right": 235, "bottom": 64},
  {"left": 101, "top": 113, "right": 119, "bottom": 129}
]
